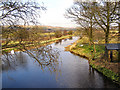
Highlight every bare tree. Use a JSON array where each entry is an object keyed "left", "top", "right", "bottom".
[
  {"left": 93, "top": 2, "right": 118, "bottom": 44},
  {"left": 65, "top": 1, "right": 97, "bottom": 57},
  {"left": 93, "top": 2, "right": 119, "bottom": 60},
  {"left": 0, "top": 0, "right": 46, "bottom": 26},
  {"left": 1, "top": 0, "right": 61, "bottom": 72},
  {"left": 65, "top": 1, "right": 119, "bottom": 60},
  {"left": 1, "top": 0, "right": 46, "bottom": 46},
  {"left": 65, "top": 1, "right": 96, "bottom": 45},
  {"left": 112, "top": 1, "right": 120, "bottom": 61}
]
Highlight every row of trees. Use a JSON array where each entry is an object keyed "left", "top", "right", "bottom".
[
  {"left": 0, "top": 0, "right": 46, "bottom": 47},
  {"left": 65, "top": 1, "right": 119, "bottom": 44},
  {"left": 65, "top": 1, "right": 120, "bottom": 59},
  {"left": 1, "top": 0, "right": 61, "bottom": 70},
  {"left": 2, "top": 25, "right": 73, "bottom": 48},
  {"left": 54, "top": 30, "right": 73, "bottom": 38}
]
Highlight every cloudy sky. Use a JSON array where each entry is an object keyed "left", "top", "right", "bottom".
[{"left": 38, "top": 0, "right": 78, "bottom": 28}]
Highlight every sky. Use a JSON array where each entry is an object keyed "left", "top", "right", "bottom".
[{"left": 37, "top": 0, "right": 78, "bottom": 28}]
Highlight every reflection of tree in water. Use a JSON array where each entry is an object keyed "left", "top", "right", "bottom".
[
  {"left": 2, "top": 51, "right": 28, "bottom": 71},
  {"left": 2, "top": 45, "right": 61, "bottom": 73},
  {"left": 69, "top": 36, "right": 73, "bottom": 40},
  {"left": 64, "top": 39, "right": 67, "bottom": 42},
  {"left": 25, "top": 45, "right": 60, "bottom": 71},
  {"left": 55, "top": 39, "right": 62, "bottom": 45}
]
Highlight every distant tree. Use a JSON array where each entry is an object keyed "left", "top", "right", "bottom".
[
  {"left": 63, "top": 30, "right": 68, "bottom": 35},
  {"left": 2, "top": 26, "right": 14, "bottom": 46},
  {"left": 28, "top": 26, "right": 45, "bottom": 44},
  {"left": 13, "top": 27, "right": 29, "bottom": 44},
  {"left": 65, "top": 1, "right": 97, "bottom": 54},
  {"left": 0, "top": 0, "right": 46, "bottom": 46},
  {"left": 65, "top": 1, "right": 96, "bottom": 46},
  {"left": 74, "top": 27, "right": 83, "bottom": 38},
  {"left": 54, "top": 31, "right": 62, "bottom": 38},
  {"left": 68, "top": 30, "right": 73, "bottom": 35}
]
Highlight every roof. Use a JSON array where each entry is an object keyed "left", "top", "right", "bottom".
[{"left": 105, "top": 43, "right": 120, "bottom": 50}]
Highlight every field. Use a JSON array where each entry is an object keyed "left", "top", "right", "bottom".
[{"left": 2, "top": 25, "right": 74, "bottom": 53}]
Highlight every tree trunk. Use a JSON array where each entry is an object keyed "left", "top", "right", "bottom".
[
  {"left": 105, "top": 30, "right": 109, "bottom": 61},
  {"left": 105, "top": 32, "right": 109, "bottom": 44},
  {"left": 89, "top": 16, "right": 93, "bottom": 46},
  {"left": 118, "top": 23, "right": 120, "bottom": 61},
  {"left": 19, "top": 38, "right": 22, "bottom": 45},
  {"left": 118, "top": 23, "right": 120, "bottom": 42},
  {"left": 105, "top": 2, "right": 110, "bottom": 61},
  {"left": 90, "top": 17, "right": 96, "bottom": 59}
]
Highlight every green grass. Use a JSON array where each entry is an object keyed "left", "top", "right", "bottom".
[
  {"left": 40, "top": 32, "right": 55, "bottom": 36},
  {"left": 41, "top": 35, "right": 72, "bottom": 43},
  {"left": 2, "top": 35, "right": 73, "bottom": 53},
  {"left": 75, "top": 43, "right": 105, "bottom": 59},
  {"left": 69, "top": 40, "right": 120, "bottom": 85},
  {"left": 90, "top": 62, "right": 120, "bottom": 84},
  {"left": 2, "top": 41, "right": 29, "bottom": 46}
]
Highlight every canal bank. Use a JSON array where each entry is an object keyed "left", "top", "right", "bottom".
[
  {"left": 2, "top": 35, "right": 73, "bottom": 53},
  {"left": 2, "top": 37, "right": 120, "bottom": 88},
  {"left": 65, "top": 39, "right": 120, "bottom": 86}
]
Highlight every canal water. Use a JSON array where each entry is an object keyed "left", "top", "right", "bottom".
[{"left": 2, "top": 37, "right": 120, "bottom": 88}]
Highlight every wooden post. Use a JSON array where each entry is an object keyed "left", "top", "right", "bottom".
[
  {"left": 110, "top": 50, "right": 113, "bottom": 62},
  {"left": 118, "top": 22, "right": 120, "bottom": 62},
  {"left": 118, "top": 50, "right": 120, "bottom": 62},
  {"left": 105, "top": 46, "right": 108, "bottom": 61},
  {"left": 91, "top": 50, "right": 94, "bottom": 60}
]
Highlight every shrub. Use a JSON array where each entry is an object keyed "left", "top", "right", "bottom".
[{"left": 54, "top": 31, "right": 62, "bottom": 38}]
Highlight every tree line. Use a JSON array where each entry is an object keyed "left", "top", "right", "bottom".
[
  {"left": 65, "top": 0, "right": 120, "bottom": 59},
  {"left": 0, "top": 0, "right": 61, "bottom": 70}
]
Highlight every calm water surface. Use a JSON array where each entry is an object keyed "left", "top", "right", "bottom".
[{"left": 2, "top": 37, "right": 120, "bottom": 88}]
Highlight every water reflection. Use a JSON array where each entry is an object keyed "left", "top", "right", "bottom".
[
  {"left": 64, "top": 39, "right": 67, "bottom": 41},
  {"left": 69, "top": 36, "right": 73, "bottom": 40},
  {"left": 2, "top": 51, "right": 28, "bottom": 71},
  {"left": 2, "top": 37, "right": 120, "bottom": 88},
  {"left": 55, "top": 39, "right": 62, "bottom": 45},
  {"left": 88, "top": 65, "right": 96, "bottom": 87},
  {"left": 89, "top": 65, "right": 95, "bottom": 75},
  {"left": 55, "top": 36, "right": 73, "bottom": 45},
  {"left": 2, "top": 45, "right": 61, "bottom": 73}
]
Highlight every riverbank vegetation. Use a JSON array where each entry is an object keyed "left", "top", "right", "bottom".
[
  {"left": 65, "top": 1, "right": 120, "bottom": 85},
  {"left": 1, "top": 0, "right": 120, "bottom": 86},
  {"left": 2, "top": 25, "right": 74, "bottom": 53},
  {"left": 1, "top": 0, "right": 75, "bottom": 54},
  {"left": 65, "top": 36, "right": 120, "bottom": 85},
  {"left": 1, "top": 0, "right": 77, "bottom": 74}
]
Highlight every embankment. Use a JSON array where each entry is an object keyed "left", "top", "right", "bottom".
[{"left": 65, "top": 39, "right": 120, "bottom": 85}]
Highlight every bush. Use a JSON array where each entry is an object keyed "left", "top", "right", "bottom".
[
  {"left": 68, "top": 30, "right": 73, "bottom": 35},
  {"left": 54, "top": 31, "right": 62, "bottom": 38}
]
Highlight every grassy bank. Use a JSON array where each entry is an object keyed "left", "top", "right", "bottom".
[
  {"left": 65, "top": 38, "right": 120, "bottom": 85},
  {"left": 2, "top": 35, "right": 73, "bottom": 53},
  {"left": 89, "top": 60, "right": 120, "bottom": 84}
]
